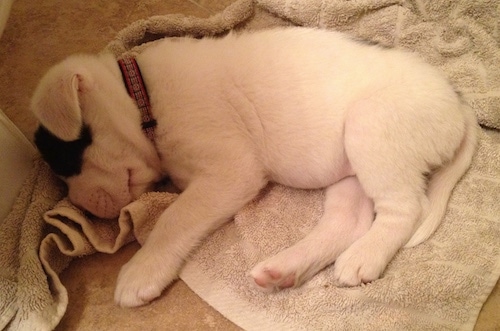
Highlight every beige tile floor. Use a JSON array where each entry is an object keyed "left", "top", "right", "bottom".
[{"left": 0, "top": 1, "right": 498, "bottom": 330}]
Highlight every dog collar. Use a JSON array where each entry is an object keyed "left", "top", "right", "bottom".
[{"left": 118, "top": 57, "right": 157, "bottom": 143}]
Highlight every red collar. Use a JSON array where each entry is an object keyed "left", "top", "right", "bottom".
[{"left": 118, "top": 57, "right": 156, "bottom": 143}]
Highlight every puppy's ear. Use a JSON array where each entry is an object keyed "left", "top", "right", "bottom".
[{"left": 31, "top": 63, "right": 94, "bottom": 141}]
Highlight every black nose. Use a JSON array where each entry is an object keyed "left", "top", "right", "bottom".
[{"left": 34, "top": 124, "right": 92, "bottom": 177}]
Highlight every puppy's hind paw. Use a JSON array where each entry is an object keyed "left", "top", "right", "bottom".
[
  {"left": 250, "top": 264, "right": 296, "bottom": 291},
  {"left": 332, "top": 245, "right": 386, "bottom": 287}
]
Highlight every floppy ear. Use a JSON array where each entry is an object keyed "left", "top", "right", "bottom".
[{"left": 31, "top": 63, "right": 93, "bottom": 141}]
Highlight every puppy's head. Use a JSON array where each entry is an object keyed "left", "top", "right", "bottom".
[{"left": 32, "top": 54, "right": 162, "bottom": 219}]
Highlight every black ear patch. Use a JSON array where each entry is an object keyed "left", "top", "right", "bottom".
[{"left": 34, "top": 124, "right": 92, "bottom": 177}]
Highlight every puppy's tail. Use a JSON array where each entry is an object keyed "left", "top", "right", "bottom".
[{"left": 405, "top": 105, "right": 479, "bottom": 248}]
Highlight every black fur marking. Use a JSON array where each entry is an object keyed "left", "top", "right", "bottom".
[{"left": 34, "top": 125, "right": 92, "bottom": 177}]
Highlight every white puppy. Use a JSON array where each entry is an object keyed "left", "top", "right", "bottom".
[{"left": 31, "top": 27, "right": 477, "bottom": 307}]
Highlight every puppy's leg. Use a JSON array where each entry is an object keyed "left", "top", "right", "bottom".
[
  {"left": 333, "top": 100, "right": 429, "bottom": 286},
  {"left": 251, "top": 176, "right": 373, "bottom": 291},
  {"left": 115, "top": 173, "right": 266, "bottom": 307}
]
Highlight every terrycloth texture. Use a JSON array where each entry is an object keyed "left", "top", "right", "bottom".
[
  {"left": 0, "top": 158, "right": 66, "bottom": 331},
  {"left": 1, "top": 0, "right": 499, "bottom": 330}
]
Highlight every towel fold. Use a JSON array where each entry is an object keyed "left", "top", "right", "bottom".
[
  {"left": 0, "top": 158, "right": 65, "bottom": 331},
  {"left": 1, "top": 0, "right": 499, "bottom": 330}
]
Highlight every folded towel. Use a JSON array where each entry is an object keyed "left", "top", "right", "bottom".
[
  {"left": 0, "top": 158, "right": 66, "bottom": 331},
  {"left": 1, "top": 0, "right": 499, "bottom": 330}
]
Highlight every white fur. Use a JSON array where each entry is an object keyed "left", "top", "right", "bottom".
[{"left": 31, "top": 27, "right": 478, "bottom": 307}]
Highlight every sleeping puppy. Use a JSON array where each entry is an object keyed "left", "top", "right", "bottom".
[{"left": 31, "top": 27, "right": 478, "bottom": 307}]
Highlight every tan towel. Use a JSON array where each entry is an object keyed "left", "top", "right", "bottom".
[
  {"left": 0, "top": 158, "right": 66, "bottom": 331},
  {"left": 1, "top": 0, "right": 499, "bottom": 330}
]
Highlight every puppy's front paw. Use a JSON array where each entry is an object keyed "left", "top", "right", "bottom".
[
  {"left": 333, "top": 244, "right": 387, "bottom": 287},
  {"left": 114, "top": 248, "right": 177, "bottom": 307}
]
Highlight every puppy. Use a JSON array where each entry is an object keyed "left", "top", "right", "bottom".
[{"left": 31, "top": 27, "right": 478, "bottom": 307}]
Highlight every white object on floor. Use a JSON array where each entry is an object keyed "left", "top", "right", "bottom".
[{"left": 0, "top": 0, "right": 14, "bottom": 38}]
